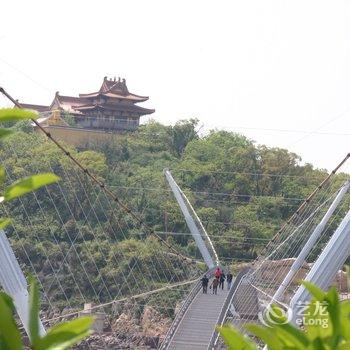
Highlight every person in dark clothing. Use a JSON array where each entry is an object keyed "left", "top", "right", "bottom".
[
  {"left": 226, "top": 272, "right": 233, "bottom": 290},
  {"left": 219, "top": 273, "right": 225, "bottom": 290},
  {"left": 210, "top": 277, "right": 219, "bottom": 295},
  {"left": 201, "top": 275, "right": 209, "bottom": 294}
]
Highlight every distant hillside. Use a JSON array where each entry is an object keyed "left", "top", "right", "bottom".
[{"left": 1, "top": 118, "right": 346, "bottom": 311}]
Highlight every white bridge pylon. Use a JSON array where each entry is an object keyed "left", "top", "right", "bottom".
[
  {"left": 273, "top": 181, "right": 350, "bottom": 304},
  {"left": 164, "top": 169, "right": 219, "bottom": 269},
  {"left": 0, "top": 229, "right": 46, "bottom": 337},
  {"left": 290, "top": 185, "right": 350, "bottom": 317}
]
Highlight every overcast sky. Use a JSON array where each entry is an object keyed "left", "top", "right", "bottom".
[{"left": 1, "top": 0, "right": 350, "bottom": 171}]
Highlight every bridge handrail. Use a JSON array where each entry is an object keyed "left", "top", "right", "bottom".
[
  {"left": 159, "top": 267, "right": 217, "bottom": 350},
  {"left": 207, "top": 267, "right": 251, "bottom": 350}
]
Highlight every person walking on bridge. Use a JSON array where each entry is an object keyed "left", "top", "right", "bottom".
[
  {"left": 226, "top": 272, "right": 233, "bottom": 290},
  {"left": 219, "top": 273, "right": 225, "bottom": 290},
  {"left": 215, "top": 267, "right": 222, "bottom": 279},
  {"left": 210, "top": 276, "right": 219, "bottom": 295},
  {"left": 201, "top": 275, "right": 209, "bottom": 294}
]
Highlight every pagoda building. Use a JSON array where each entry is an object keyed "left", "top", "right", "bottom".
[{"left": 20, "top": 77, "right": 155, "bottom": 132}]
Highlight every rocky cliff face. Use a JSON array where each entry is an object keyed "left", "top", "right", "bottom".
[{"left": 77, "top": 306, "right": 171, "bottom": 349}]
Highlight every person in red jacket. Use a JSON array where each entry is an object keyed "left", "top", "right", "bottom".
[{"left": 214, "top": 267, "right": 222, "bottom": 279}]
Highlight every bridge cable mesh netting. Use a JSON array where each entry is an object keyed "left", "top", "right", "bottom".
[
  {"left": 2, "top": 91, "right": 350, "bottom": 349},
  {"left": 220, "top": 156, "right": 350, "bottom": 344},
  {"left": 0, "top": 92, "right": 203, "bottom": 349}
]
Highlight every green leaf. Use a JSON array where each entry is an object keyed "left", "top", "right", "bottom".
[
  {"left": 0, "top": 292, "right": 15, "bottom": 312},
  {"left": 340, "top": 301, "right": 350, "bottom": 340},
  {"left": 36, "top": 317, "right": 93, "bottom": 350},
  {"left": 311, "top": 337, "right": 327, "bottom": 350},
  {"left": 0, "top": 108, "right": 38, "bottom": 122},
  {"left": 325, "top": 287, "right": 341, "bottom": 346},
  {"left": 0, "top": 218, "right": 11, "bottom": 229},
  {"left": 274, "top": 323, "right": 309, "bottom": 347},
  {"left": 0, "top": 336, "right": 10, "bottom": 350},
  {"left": 4, "top": 173, "right": 60, "bottom": 202},
  {"left": 217, "top": 325, "right": 257, "bottom": 350},
  {"left": 0, "top": 166, "right": 4, "bottom": 184},
  {"left": 304, "top": 297, "right": 332, "bottom": 341},
  {"left": 245, "top": 324, "right": 282, "bottom": 350},
  {"left": 338, "top": 342, "right": 350, "bottom": 350},
  {"left": 302, "top": 281, "right": 325, "bottom": 300},
  {"left": 29, "top": 276, "right": 40, "bottom": 344},
  {"left": 0, "top": 128, "right": 13, "bottom": 139},
  {"left": 0, "top": 293, "right": 22, "bottom": 350},
  {"left": 45, "top": 317, "right": 94, "bottom": 337}
]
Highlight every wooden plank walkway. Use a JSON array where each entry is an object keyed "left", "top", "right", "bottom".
[{"left": 167, "top": 285, "right": 229, "bottom": 350}]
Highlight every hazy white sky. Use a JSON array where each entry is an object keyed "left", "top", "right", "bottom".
[{"left": 1, "top": 0, "right": 350, "bottom": 171}]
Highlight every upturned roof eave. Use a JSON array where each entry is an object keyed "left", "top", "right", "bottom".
[
  {"left": 78, "top": 91, "right": 148, "bottom": 102},
  {"left": 74, "top": 103, "right": 155, "bottom": 115}
]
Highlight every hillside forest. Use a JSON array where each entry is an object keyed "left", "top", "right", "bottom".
[{"left": 1, "top": 118, "right": 348, "bottom": 316}]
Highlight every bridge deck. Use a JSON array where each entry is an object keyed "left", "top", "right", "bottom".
[{"left": 167, "top": 285, "right": 229, "bottom": 350}]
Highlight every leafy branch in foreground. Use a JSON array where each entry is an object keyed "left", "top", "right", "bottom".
[
  {"left": 218, "top": 275, "right": 350, "bottom": 349},
  {"left": 0, "top": 108, "right": 59, "bottom": 229},
  {"left": 0, "top": 108, "right": 92, "bottom": 348},
  {"left": 0, "top": 278, "right": 93, "bottom": 350}
]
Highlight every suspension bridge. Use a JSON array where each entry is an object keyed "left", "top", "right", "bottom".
[{"left": 1, "top": 87, "right": 350, "bottom": 349}]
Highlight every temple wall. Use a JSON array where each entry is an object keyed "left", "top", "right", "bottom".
[
  {"left": 37, "top": 126, "right": 124, "bottom": 147},
  {"left": 77, "top": 117, "right": 139, "bottom": 130}
]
